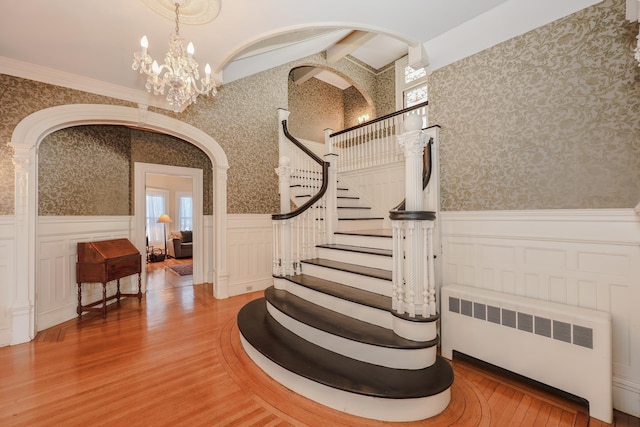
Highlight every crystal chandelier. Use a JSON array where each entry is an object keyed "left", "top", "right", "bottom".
[{"left": 132, "top": 1, "right": 216, "bottom": 112}]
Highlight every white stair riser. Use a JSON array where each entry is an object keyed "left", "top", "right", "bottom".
[
  {"left": 333, "top": 233, "right": 392, "bottom": 250},
  {"left": 338, "top": 208, "right": 371, "bottom": 219},
  {"left": 273, "top": 277, "right": 438, "bottom": 342},
  {"left": 266, "top": 302, "right": 436, "bottom": 370},
  {"left": 337, "top": 197, "right": 361, "bottom": 207},
  {"left": 316, "top": 247, "right": 392, "bottom": 271},
  {"left": 337, "top": 218, "right": 384, "bottom": 232},
  {"left": 240, "top": 336, "right": 451, "bottom": 422},
  {"left": 301, "top": 262, "right": 391, "bottom": 297}
]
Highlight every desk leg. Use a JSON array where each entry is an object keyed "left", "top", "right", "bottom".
[
  {"left": 137, "top": 273, "right": 142, "bottom": 302},
  {"left": 116, "top": 279, "right": 121, "bottom": 306},
  {"left": 77, "top": 283, "right": 82, "bottom": 319},
  {"left": 102, "top": 283, "right": 107, "bottom": 318}
]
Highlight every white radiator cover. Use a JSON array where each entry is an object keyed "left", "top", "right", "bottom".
[{"left": 441, "top": 283, "right": 613, "bottom": 423}]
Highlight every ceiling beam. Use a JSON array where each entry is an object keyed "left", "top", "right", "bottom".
[
  {"left": 292, "top": 66, "right": 322, "bottom": 86},
  {"left": 326, "top": 30, "right": 376, "bottom": 63}
]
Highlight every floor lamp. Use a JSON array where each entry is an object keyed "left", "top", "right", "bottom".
[{"left": 157, "top": 214, "right": 172, "bottom": 258}]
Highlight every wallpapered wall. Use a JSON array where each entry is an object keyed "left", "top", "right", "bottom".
[
  {"left": 430, "top": 0, "right": 640, "bottom": 210},
  {"left": 343, "top": 86, "right": 370, "bottom": 129},
  {"left": 0, "top": 51, "right": 383, "bottom": 215},
  {"left": 38, "top": 126, "right": 214, "bottom": 216},
  {"left": 1, "top": 0, "right": 639, "bottom": 215},
  {"left": 0, "top": 74, "right": 130, "bottom": 215},
  {"left": 288, "top": 75, "right": 345, "bottom": 142},
  {"left": 287, "top": 72, "right": 372, "bottom": 142},
  {"left": 372, "top": 64, "right": 396, "bottom": 118},
  {"left": 39, "top": 126, "right": 132, "bottom": 215}
]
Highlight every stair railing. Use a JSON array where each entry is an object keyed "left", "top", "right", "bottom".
[
  {"left": 327, "top": 101, "right": 427, "bottom": 173},
  {"left": 389, "top": 116, "right": 441, "bottom": 318},
  {"left": 273, "top": 109, "right": 331, "bottom": 277}
]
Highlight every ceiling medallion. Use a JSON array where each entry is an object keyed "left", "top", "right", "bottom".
[{"left": 141, "top": 0, "right": 221, "bottom": 25}]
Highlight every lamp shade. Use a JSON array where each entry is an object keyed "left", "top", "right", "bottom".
[{"left": 157, "top": 214, "right": 172, "bottom": 224}]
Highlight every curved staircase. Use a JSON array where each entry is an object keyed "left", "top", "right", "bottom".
[{"left": 237, "top": 226, "right": 454, "bottom": 422}]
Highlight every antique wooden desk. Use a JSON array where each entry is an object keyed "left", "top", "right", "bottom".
[{"left": 76, "top": 238, "right": 142, "bottom": 319}]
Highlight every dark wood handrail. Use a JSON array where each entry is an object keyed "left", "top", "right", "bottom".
[
  {"left": 330, "top": 100, "right": 428, "bottom": 138},
  {"left": 272, "top": 120, "right": 329, "bottom": 221}
]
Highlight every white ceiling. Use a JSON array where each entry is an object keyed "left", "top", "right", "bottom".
[{"left": 0, "top": 0, "right": 600, "bottom": 111}]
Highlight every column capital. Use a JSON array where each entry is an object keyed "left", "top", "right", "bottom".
[{"left": 397, "top": 130, "right": 427, "bottom": 158}]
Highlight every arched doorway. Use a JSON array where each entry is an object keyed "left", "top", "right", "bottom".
[{"left": 9, "top": 104, "right": 230, "bottom": 344}]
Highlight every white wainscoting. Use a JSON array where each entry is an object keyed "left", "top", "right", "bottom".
[
  {"left": 36, "top": 216, "right": 136, "bottom": 332},
  {"left": 204, "top": 215, "right": 214, "bottom": 284},
  {"left": 339, "top": 161, "right": 404, "bottom": 223},
  {"left": 227, "top": 214, "right": 273, "bottom": 297},
  {"left": 0, "top": 216, "right": 16, "bottom": 347},
  {"left": 440, "top": 209, "right": 640, "bottom": 416}
]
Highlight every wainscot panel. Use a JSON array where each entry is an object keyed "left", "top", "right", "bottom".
[
  {"left": 227, "top": 214, "right": 273, "bottom": 297},
  {"left": 0, "top": 216, "right": 15, "bottom": 347},
  {"left": 36, "top": 216, "right": 135, "bottom": 331},
  {"left": 440, "top": 209, "right": 640, "bottom": 416}
]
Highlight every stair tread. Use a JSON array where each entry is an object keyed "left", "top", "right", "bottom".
[
  {"left": 316, "top": 243, "right": 392, "bottom": 257},
  {"left": 238, "top": 299, "right": 453, "bottom": 399},
  {"left": 286, "top": 272, "right": 438, "bottom": 324},
  {"left": 339, "top": 217, "right": 384, "bottom": 221},
  {"left": 335, "top": 229, "right": 393, "bottom": 238},
  {"left": 302, "top": 258, "right": 392, "bottom": 281},
  {"left": 285, "top": 273, "right": 391, "bottom": 311},
  {"left": 265, "top": 287, "right": 435, "bottom": 349},
  {"left": 338, "top": 206, "right": 370, "bottom": 210}
]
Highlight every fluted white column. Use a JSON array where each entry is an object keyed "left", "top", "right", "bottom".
[
  {"left": 12, "top": 146, "right": 35, "bottom": 344},
  {"left": 397, "top": 115, "right": 427, "bottom": 211}
]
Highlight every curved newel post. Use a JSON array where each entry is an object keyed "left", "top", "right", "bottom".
[{"left": 391, "top": 115, "right": 437, "bottom": 318}]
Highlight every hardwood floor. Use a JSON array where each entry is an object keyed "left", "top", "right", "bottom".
[{"left": 0, "top": 266, "right": 637, "bottom": 426}]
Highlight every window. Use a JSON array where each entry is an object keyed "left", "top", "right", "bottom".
[
  {"left": 146, "top": 188, "right": 169, "bottom": 246},
  {"left": 395, "top": 56, "right": 428, "bottom": 127},
  {"left": 176, "top": 192, "right": 193, "bottom": 231}
]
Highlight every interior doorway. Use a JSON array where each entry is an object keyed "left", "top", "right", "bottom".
[{"left": 134, "top": 163, "right": 204, "bottom": 291}]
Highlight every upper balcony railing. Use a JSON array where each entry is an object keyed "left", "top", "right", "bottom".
[{"left": 327, "top": 101, "right": 427, "bottom": 172}]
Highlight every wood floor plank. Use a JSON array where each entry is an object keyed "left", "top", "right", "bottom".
[{"left": 0, "top": 260, "right": 631, "bottom": 426}]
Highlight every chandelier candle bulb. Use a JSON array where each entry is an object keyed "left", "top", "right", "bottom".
[
  {"left": 187, "top": 42, "right": 194, "bottom": 60},
  {"left": 140, "top": 36, "right": 148, "bottom": 57}
]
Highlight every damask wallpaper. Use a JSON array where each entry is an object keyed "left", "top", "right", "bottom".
[
  {"left": 344, "top": 86, "right": 370, "bottom": 129},
  {"left": 0, "top": 74, "right": 132, "bottom": 215},
  {"left": 39, "top": 126, "right": 131, "bottom": 215},
  {"left": 372, "top": 65, "right": 396, "bottom": 118},
  {"left": 431, "top": 0, "right": 640, "bottom": 210},
  {"left": 1, "top": 0, "right": 639, "bottom": 216},
  {"left": 288, "top": 74, "right": 345, "bottom": 142},
  {"left": 38, "top": 126, "right": 214, "bottom": 216}
]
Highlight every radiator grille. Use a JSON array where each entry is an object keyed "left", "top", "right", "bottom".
[{"left": 448, "top": 296, "right": 594, "bottom": 349}]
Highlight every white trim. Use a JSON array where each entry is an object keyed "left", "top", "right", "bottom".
[
  {"left": 8, "top": 104, "right": 229, "bottom": 344},
  {"left": 135, "top": 163, "right": 204, "bottom": 285}
]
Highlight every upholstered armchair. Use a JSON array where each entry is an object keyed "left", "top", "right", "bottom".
[{"left": 168, "top": 230, "right": 193, "bottom": 259}]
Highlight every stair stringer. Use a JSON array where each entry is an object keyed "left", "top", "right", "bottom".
[
  {"left": 240, "top": 333, "right": 452, "bottom": 422},
  {"left": 274, "top": 277, "right": 437, "bottom": 342}
]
